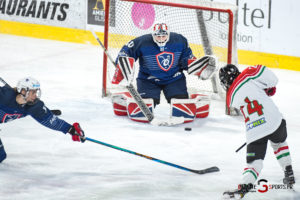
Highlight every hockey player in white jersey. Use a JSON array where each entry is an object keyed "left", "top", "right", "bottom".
[{"left": 219, "top": 64, "right": 295, "bottom": 199}]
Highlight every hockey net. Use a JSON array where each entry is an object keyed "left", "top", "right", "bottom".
[{"left": 102, "top": 0, "right": 238, "bottom": 99}]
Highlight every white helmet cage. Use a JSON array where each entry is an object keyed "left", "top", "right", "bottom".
[
  {"left": 152, "top": 23, "right": 170, "bottom": 47},
  {"left": 17, "top": 77, "right": 41, "bottom": 104}
]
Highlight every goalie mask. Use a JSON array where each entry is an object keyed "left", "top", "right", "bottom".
[
  {"left": 219, "top": 64, "right": 240, "bottom": 90},
  {"left": 17, "top": 77, "right": 41, "bottom": 105},
  {"left": 152, "top": 23, "right": 170, "bottom": 48}
]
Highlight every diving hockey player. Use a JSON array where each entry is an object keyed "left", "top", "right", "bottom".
[
  {"left": 0, "top": 77, "right": 85, "bottom": 163},
  {"left": 219, "top": 64, "right": 295, "bottom": 199}
]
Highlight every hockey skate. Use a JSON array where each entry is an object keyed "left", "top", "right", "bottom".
[
  {"left": 223, "top": 184, "right": 252, "bottom": 199},
  {"left": 283, "top": 165, "right": 295, "bottom": 187}
]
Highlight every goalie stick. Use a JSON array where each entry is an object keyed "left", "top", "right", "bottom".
[
  {"left": 91, "top": 31, "right": 153, "bottom": 122},
  {"left": 85, "top": 136, "right": 220, "bottom": 175},
  {"left": 91, "top": 31, "right": 185, "bottom": 126},
  {"left": 0, "top": 77, "right": 62, "bottom": 116}
]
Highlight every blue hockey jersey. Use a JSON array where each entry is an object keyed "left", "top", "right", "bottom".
[
  {"left": 117, "top": 32, "right": 194, "bottom": 85},
  {"left": 0, "top": 85, "right": 71, "bottom": 134}
]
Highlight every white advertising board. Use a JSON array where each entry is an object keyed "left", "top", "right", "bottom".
[
  {"left": 210, "top": 0, "right": 300, "bottom": 57},
  {"left": 0, "top": 0, "right": 86, "bottom": 29},
  {"left": 1, "top": 0, "right": 299, "bottom": 58}
]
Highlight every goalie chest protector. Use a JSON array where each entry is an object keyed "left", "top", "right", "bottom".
[{"left": 118, "top": 32, "right": 194, "bottom": 84}]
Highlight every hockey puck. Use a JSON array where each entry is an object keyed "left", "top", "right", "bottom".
[{"left": 184, "top": 127, "right": 192, "bottom": 131}]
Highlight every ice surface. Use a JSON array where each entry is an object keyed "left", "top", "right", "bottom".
[{"left": 0, "top": 34, "right": 299, "bottom": 200}]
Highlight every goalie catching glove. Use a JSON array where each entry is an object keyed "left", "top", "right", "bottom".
[
  {"left": 68, "top": 123, "right": 85, "bottom": 143},
  {"left": 187, "top": 55, "right": 217, "bottom": 80}
]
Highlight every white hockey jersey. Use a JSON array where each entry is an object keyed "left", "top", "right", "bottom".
[{"left": 227, "top": 65, "right": 283, "bottom": 144}]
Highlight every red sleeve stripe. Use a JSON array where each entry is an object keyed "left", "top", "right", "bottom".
[{"left": 243, "top": 167, "right": 259, "bottom": 177}]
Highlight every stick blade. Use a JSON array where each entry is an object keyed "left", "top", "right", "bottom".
[
  {"left": 191, "top": 166, "right": 220, "bottom": 174},
  {"left": 151, "top": 117, "right": 185, "bottom": 126}
]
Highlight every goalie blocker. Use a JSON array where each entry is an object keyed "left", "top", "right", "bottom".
[{"left": 112, "top": 92, "right": 210, "bottom": 123}]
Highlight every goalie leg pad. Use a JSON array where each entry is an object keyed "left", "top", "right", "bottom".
[
  {"left": 127, "top": 98, "right": 154, "bottom": 123},
  {"left": 190, "top": 94, "right": 210, "bottom": 118},
  {"left": 170, "top": 99, "right": 196, "bottom": 123},
  {"left": 111, "top": 92, "right": 132, "bottom": 116}
]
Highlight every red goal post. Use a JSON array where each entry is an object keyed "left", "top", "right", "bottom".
[{"left": 102, "top": 0, "right": 238, "bottom": 98}]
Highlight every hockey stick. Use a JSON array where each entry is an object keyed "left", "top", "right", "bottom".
[
  {"left": 0, "top": 77, "right": 62, "bottom": 116},
  {"left": 85, "top": 136, "right": 220, "bottom": 175},
  {"left": 0, "top": 77, "right": 10, "bottom": 87},
  {"left": 235, "top": 142, "right": 246, "bottom": 153},
  {"left": 91, "top": 31, "right": 154, "bottom": 122},
  {"left": 91, "top": 31, "right": 185, "bottom": 126},
  {"left": 50, "top": 109, "right": 62, "bottom": 116}
]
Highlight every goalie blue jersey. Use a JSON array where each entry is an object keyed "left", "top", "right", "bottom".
[
  {"left": 117, "top": 32, "right": 194, "bottom": 85},
  {"left": 0, "top": 85, "right": 71, "bottom": 133}
]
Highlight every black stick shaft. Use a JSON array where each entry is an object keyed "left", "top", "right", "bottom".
[{"left": 235, "top": 142, "right": 246, "bottom": 153}]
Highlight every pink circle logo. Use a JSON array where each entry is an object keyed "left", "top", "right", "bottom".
[{"left": 131, "top": 3, "right": 155, "bottom": 30}]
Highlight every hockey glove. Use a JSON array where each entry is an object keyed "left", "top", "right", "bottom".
[
  {"left": 118, "top": 56, "right": 135, "bottom": 85},
  {"left": 264, "top": 87, "right": 276, "bottom": 96},
  {"left": 187, "top": 55, "right": 217, "bottom": 80},
  {"left": 68, "top": 123, "right": 85, "bottom": 143},
  {"left": 112, "top": 65, "right": 124, "bottom": 84}
]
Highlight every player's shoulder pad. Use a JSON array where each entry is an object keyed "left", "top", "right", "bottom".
[
  {"left": 169, "top": 32, "right": 188, "bottom": 45},
  {"left": 0, "top": 85, "right": 17, "bottom": 103},
  {"left": 170, "top": 32, "right": 187, "bottom": 40},
  {"left": 126, "top": 34, "right": 153, "bottom": 50},
  {"left": 241, "top": 65, "right": 265, "bottom": 77},
  {"left": 135, "top": 34, "right": 153, "bottom": 44},
  {"left": 25, "top": 100, "right": 48, "bottom": 119}
]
